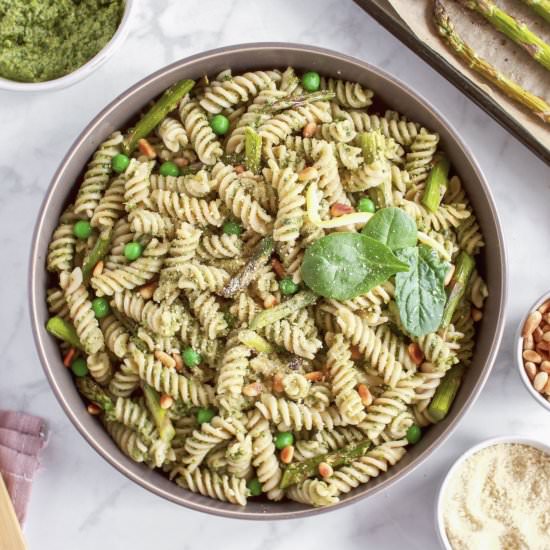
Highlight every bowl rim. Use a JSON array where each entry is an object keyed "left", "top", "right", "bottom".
[
  {"left": 435, "top": 435, "right": 550, "bottom": 549},
  {"left": 0, "top": 0, "right": 134, "bottom": 92},
  {"left": 515, "top": 291, "right": 550, "bottom": 413},
  {"left": 28, "top": 42, "right": 508, "bottom": 519}
]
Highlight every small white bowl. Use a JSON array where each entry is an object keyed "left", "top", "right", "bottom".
[
  {"left": 0, "top": 0, "right": 133, "bottom": 92},
  {"left": 516, "top": 290, "right": 550, "bottom": 413},
  {"left": 435, "top": 435, "right": 550, "bottom": 549}
]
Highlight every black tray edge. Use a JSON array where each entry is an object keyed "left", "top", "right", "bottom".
[{"left": 354, "top": 0, "right": 550, "bottom": 165}]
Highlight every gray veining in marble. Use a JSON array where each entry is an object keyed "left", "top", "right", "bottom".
[{"left": 1, "top": 1, "right": 549, "bottom": 548}]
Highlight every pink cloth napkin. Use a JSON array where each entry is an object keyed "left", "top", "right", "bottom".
[{"left": 0, "top": 411, "right": 48, "bottom": 524}]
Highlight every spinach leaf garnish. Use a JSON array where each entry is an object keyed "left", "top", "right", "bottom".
[
  {"left": 395, "top": 245, "right": 449, "bottom": 337},
  {"left": 361, "top": 207, "right": 417, "bottom": 251},
  {"left": 301, "top": 233, "right": 409, "bottom": 301}
]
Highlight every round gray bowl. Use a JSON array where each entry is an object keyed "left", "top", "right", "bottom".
[{"left": 29, "top": 43, "right": 507, "bottom": 519}]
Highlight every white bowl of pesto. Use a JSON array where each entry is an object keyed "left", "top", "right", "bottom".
[
  {"left": 435, "top": 436, "right": 550, "bottom": 550},
  {"left": 0, "top": 0, "right": 133, "bottom": 92}
]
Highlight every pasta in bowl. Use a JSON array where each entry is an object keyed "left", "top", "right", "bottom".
[{"left": 30, "top": 44, "right": 506, "bottom": 518}]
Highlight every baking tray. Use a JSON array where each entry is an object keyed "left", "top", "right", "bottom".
[{"left": 354, "top": 0, "right": 550, "bottom": 164}]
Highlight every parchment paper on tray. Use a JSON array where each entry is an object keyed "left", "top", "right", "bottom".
[{"left": 386, "top": 0, "right": 550, "bottom": 149}]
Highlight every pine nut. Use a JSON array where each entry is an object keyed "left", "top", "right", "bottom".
[
  {"left": 540, "top": 361, "right": 550, "bottom": 374},
  {"left": 523, "top": 335, "right": 535, "bottom": 350},
  {"left": 537, "top": 342, "right": 550, "bottom": 353},
  {"left": 280, "top": 445, "right": 294, "bottom": 464},
  {"left": 330, "top": 203, "right": 355, "bottom": 217},
  {"left": 542, "top": 332, "right": 550, "bottom": 343},
  {"left": 471, "top": 308, "right": 483, "bottom": 322},
  {"left": 357, "top": 384, "right": 373, "bottom": 407},
  {"left": 305, "top": 371, "right": 324, "bottom": 382},
  {"left": 544, "top": 378, "right": 550, "bottom": 395},
  {"left": 92, "top": 260, "right": 104, "bottom": 277},
  {"left": 534, "top": 327, "right": 543, "bottom": 343},
  {"left": 272, "top": 373, "right": 284, "bottom": 393},
  {"left": 243, "top": 382, "right": 263, "bottom": 397},
  {"left": 139, "top": 281, "right": 157, "bottom": 300},
  {"left": 63, "top": 347, "right": 77, "bottom": 368},
  {"left": 298, "top": 166, "right": 318, "bottom": 181},
  {"left": 160, "top": 394, "right": 174, "bottom": 409},
  {"left": 318, "top": 462, "right": 334, "bottom": 478},
  {"left": 545, "top": 313, "right": 550, "bottom": 325},
  {"left": 173, "top": 353, "right": 183, "bottom": 372},
  {"left": 524, "top": 362, "right": 537, "bottom": 381},
  {"left": 155, "top": 350, "right": 176, "bottom": 369},
  {"left": 407, "top": 343, "right": 424, "bottom": 365},
  {"left": 87, "top": 403, "right": 101, "bottom": 415},
  {"left": 539, "top": 300, "right": 550, "bottom": 314},
  {"left": 263, "top": 296, "right": 277, "bottom": 309},
  {"left": 302, "top": 122, "right": 317, "bottom": 138},
  {"left": 523, "top": 311, "right": 542, "bottom": 337},
  {"left": 523, "top": 350, "right": 542, "bottom": 363},
  {"left": 174, "top": 157, "right": 190, "bottom": 168},
  {"left": 533, "top": 371, "right": 549, "bottom": 392},
  {"left": 138, "top": 138, "right": 156, "bottom": 159}
]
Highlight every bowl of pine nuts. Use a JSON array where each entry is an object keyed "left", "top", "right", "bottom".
[{"left": 517, "top": 292, "right": 550, "bottom": 412}]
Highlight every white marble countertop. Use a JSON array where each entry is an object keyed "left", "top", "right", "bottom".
[{"left": 2, "top": 0, "right": 549, "bottom": 548}]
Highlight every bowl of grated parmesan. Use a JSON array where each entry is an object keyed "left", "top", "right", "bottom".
[{"left": 436, "top": 436, "right": 550, "bottom": 550}]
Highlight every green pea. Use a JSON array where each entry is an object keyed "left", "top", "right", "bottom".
[
  {"left": 124, "top": 242, "right": 143, "bottom": 261},
  {"left": 210, "top": 114, "right": 230, "bottom": 136},
  {"left": 274, "top": 431, "right": 294, "bottom": 450},
  {"left": 357, "top": 197, "right": 376, "bottom": 213},
  {"left": 159, "top": 161, "right": 181, "bottom": 177},
  {"left": 71, "top": 357, "right": 88, "bottom": 377},
  {"left": 111, "top": 153, "right": 130, "bottom": 174},
  {"left": 222, "top": 220, "right": 243, "bottom": 236},
  {"left": 73, "top": 220, "right": 92, "bottom": 240},
  {"left": 279, "top": 277, "right": 298, "bottom": 296},
  {"left": 301, "top": 71, "right": 321, "bottom": 92},
  {"left": 91, "top": 297, "right": 110, "bottom": 319},
  {"left": 406, "top": 425, "right": 422, "bottom": 445},
  {"left": 182, "top": 346, "right": 202, "bottom": 367},
  {"left": 196, "top": 407, "right": 215, "bottom": 424},
  {"left": 247, "top": 478, "right": 262, "bottom": 497}
]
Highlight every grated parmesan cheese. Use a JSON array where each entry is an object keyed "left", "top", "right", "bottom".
[{"left": 442, "top": 443, "right": 550, "bottom": 550}]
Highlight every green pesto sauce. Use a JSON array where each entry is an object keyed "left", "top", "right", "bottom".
[{"left": 0, "top": 0, "right": 124, "bottom": 83}]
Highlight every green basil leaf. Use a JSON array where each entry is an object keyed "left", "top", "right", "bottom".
[
  {"left": 301, "top": 232, "right": 409, "bottom": 301},
  {"left": 395, "top": 245, "right": 449, "bottom": 337},
  {"left": 361, "top": 207, "right": 417, "bottom": 251}
]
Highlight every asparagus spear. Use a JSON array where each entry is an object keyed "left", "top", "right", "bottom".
[
  {"left": 428, "top": 365, "right": 464, "bottom": 422},
  {"left": 359, "top": 130, "right": 385, "bottom": 164},
  {"left": 249, "top": 290, "right": 318, "bottom": 330},
  {"left": 77, "top": 378, "right": 161, "bottom": 447},
  {"left": 434, "top": 1, "right": 550, "bottom": 123},
  {"left": 280, "top": 439, "right": 371, "bottom": 489},
  {"left": 220, "top": 236, "right": 274, "bottom": 298},
  {"left": 519, "top": 0, "right": 550, "bottom": 24},
  {"left": 76, "top": 377, "right": 115, "bottom": 415},
  {"left": 238, "top": 329, "right": 274, "bottom": 353},
  {"left": 46, "top": 317, "right": 83, "bottom": 350},
  {"left": 262, "top": 90, "right": 336, "bottom": 113},
  {"left": 441, "top": 251, "right": 475, "bottom": 328},
  {"left": 82, "top": 228, "right": 112, "bottom": 283},
  {"left": 421, "top": 154, "right": 450, "bottom": 213},
  {"left": 458, "top": 0, "right": 550, "bottom": 70},
  {"left": 122, "top": 79, "right": 195, "bottom": 155},
  {"left": 244, "top": 127, "right": 262, "bottom": 174},
  {"left": 142, "top": 383, "right": 175, "bottom": 444}
]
